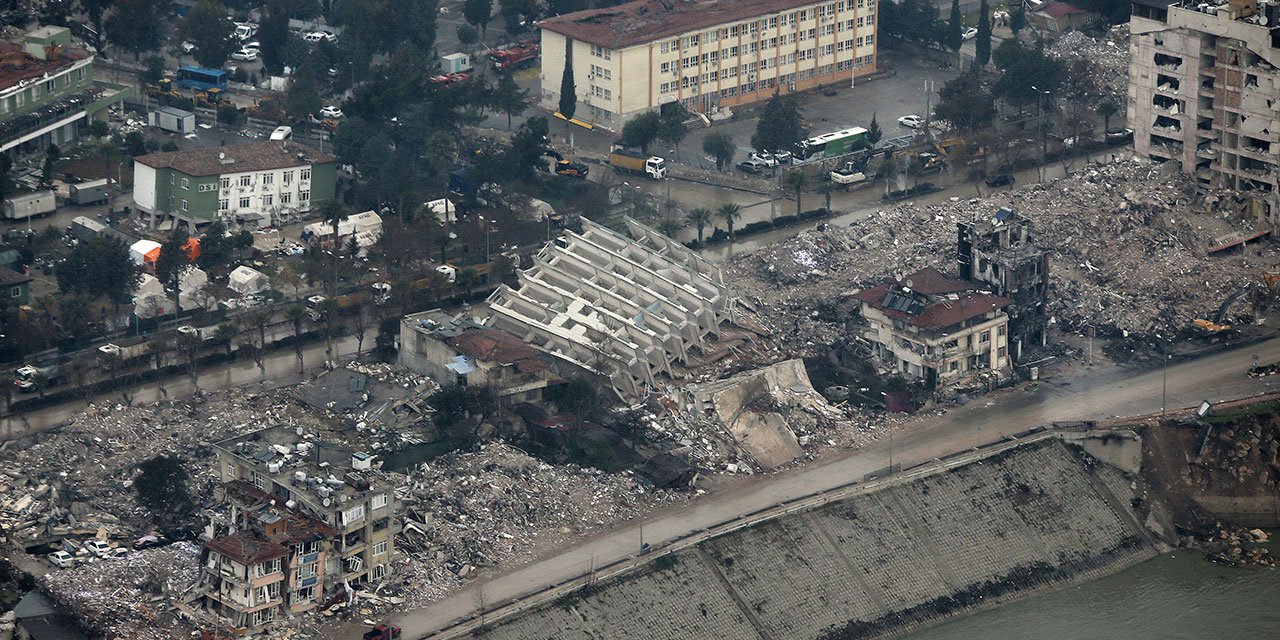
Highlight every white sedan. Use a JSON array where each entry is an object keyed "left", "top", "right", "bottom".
[
  {"left": 898, "top": 114, "right": 925, "bottom": 129},
  {"left": 962, "top": 27, "right": 979, "bottom": 40},
  {"left": 231, "top": 48, "right": 258, "bottom": 62},
  {"left": 320, "top": 105, "right": 344, "bottom": 119},
  {"left": 82, "top": 539, "right": 113, "bottom": 558}
]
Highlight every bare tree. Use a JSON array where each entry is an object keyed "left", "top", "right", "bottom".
[
  {"left": 286, "top": 304, "right": 308, "bottom": 374},
  {"left": 353, "top": 303, "right": 371, "bottom": 356},
  {"left": 178, "top": 333, "right": 202, "bottom": 390}
]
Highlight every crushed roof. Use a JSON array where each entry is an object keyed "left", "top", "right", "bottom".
[
  {"left": 539, "top": 0, "right": 822, "bottom": 50},
  {"left": 1038, "top": 1, "right": 1088, "bottom": 18},
  {"left": 853, "top": 267, "right": 1011, "bottom": 330},
  {"left": 0, "top": 266, "right": 31, "bottom": 286},
  {"left": 134, "top": 140, "right": 335, "bottom": 177},
  {"left": 205, "top": 530, "right": 288, "bottom": 565},
  {"left": 446, "top": 327, "right": 550, "bottom": 373},
  {"left": 0, "top": 41, "right": 88, "bottom": 94}
]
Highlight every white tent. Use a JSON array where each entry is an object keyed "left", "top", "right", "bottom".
[
  {"left": 128, "top": 239, "right": 161, "bottom": 266},
  {"left": 303, "top": 210, "right": 383, "bottom": 246},
  {"left": 229, "top": 265, "right": 269, "bottom": 295},
  {"left": 132, "top": 268, "right": 211, "bottom": 317}
]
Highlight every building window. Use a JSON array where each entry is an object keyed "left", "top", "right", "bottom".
[
  {"left": 283, "top": 170, "right": 294, "bottom": 184},
  {"left": 180, "top": 198, "right": 188, "bottom": 211},
  {"left": 281, "top": 192, "right": 292, "bottom": 205},
  {"left": 300, "top": 190, "right": 310, "bottom": 202},
  {"left": 262, "top": 194, "right": 273, "bottom": 206},
  {"left": 372, "top": 540, "right": 388, "bottom": 556},
  {"left": 297, "top": 563, "right": 317, "bottom": 580},
  {"left": 45, "top": 79, "right": 55, "bottom": 93},
  {"left": 180, "top": 177, "right": 189, "bottom": 190},
  {"left": 300, "top": 168, "right": 311, "bottom": 181},
  {"left": 250, "top": 607, "right": 276, "bottom": 626},
  {"left": 239, "top": 175, "right": 252, "bottom": 187},
  {"left": 294, "top": 586, "right": 316, "bottom": 603},
  {"left": 998, "top": 346, "right": 1008, "bottom": 359},
  {"left": 220, "top": 177, "right": 230, "bottom": 189},
  {"left": 372, "top": 493, "right": 389, "bottom": 510},
  {"left": 169, "top": 174, "right": 175, "bottom": 185},
  {"left": 262, "top": 173, "right": 274, "bottom": 185},
  {"left": 256, "top": 558, "right": 282, "bottom": 577},
  {"left": 219, "top": 199, "right": 229, "bottom": 211},
  {"left": 239, "top": 197, "right": 251, "bottom": 208},
  {"left": 660, "top": 61, "right": 671, "bottom": 74},
  {"left": 980, "top": 331, "right": 991, "bottom": 343},
  {"left": 342, "top": 505, "right": 365, "bottom": 526},
  {"left": 590, "top": 45, "right": 612, "bottom": 60},
  {"left": 10, "top": 287, "right": 19, "bottom": 298}
]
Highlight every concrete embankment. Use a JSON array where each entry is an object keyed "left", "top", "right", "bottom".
[{"left": 476, "top": 438, "right": 1159, "bottom": 640}]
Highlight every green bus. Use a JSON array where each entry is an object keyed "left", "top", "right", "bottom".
[{"left": 794, "top": 126, "right": 869, "bottom": 163}]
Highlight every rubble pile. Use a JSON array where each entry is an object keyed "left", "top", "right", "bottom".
[
  {"left": 725, "top": 158, "right": 1278, "bottom": 340},
  {"left": 0, "top": 391, "right": 329, "bottom": 544},
  {"left": 1046, "top": 24, "right": 1131, "bottom": 107},
  {"left": 391, "top": 443, "right": 685, "bottom": 608},
  {"left": 39, "top": 542, "right": 202, "bottom": 639}
]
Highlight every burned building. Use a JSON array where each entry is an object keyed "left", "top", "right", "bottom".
[{"left": 957, "top": 208, "right": 1049, "bottom": 361}]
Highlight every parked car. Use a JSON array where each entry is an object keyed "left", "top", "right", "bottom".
[
  {"left": 108, "top": 547, "right": 130, "bottom": 559},
  {"left": 962, "top": 27, "right": 978, "bottom": 40},
  {"left": 304, "top": 30, "right": 337, "bottom": 43},
  {"left": 242, "top": 41, "right": 260, "bottom": 51},
  {"left": 82, "top": 539, "right": 113, "bottom": 558},
  {"left": 320, "top": 105, "right": 344, "bottom": 119},
  {"left": 737, "top": 159, "right": 768, "bottom": 174},
  {"left": 231, "top": 48, "right": 258, "bottom": 62},
  {"left": 133, "top": 534, "right": 168, "bottom": 550},
  {"left": 984, "top": 173, "right": 1015, "bottom": 188},
  {"left": 180, "top": 41, "right": 195, "bottom": 53},
  {"left": 771, "top": 150, "right": 793, "bottom": 164},
  {"left": 555, "top": 160, "right": 589, "bottom": 178},
  {"left": 270, "top": 126, "right": 293, "bottom": 141},
  {"left": 48, "top": 550, "right": 75, "bottom": 568},
  {"left": 898, "top": 114, "right": 925, "bottom": 129},
  {"left": 749, "top": 150, "right": 779, "bottom": 167},
  {"left": 1106, "top": 127, "right": 1134, "bottom": 143}
]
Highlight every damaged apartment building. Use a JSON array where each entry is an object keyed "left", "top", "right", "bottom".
[
  {"left": 957, "top": 207, "right": 1049, "bottom": 360},
  {"left": 399, "top": 310, "right": 558, "bottom": 403},
  {"left": 1130, "top": 0, "right": 1280, "bottom": 219},
  {"left": 196, "top": 426, "right": 397, "bottom": 634},
  {"left": 853, "top": 267, "right": 1013, "bottom": 386}
]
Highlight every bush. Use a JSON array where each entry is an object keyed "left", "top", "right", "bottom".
[
  {"left": 740, "top": 220, "right": 774, "bottom": 235},
  {"left": 773, "top": 214, "right": 798, "bottom": 227},
  {"left": 217, "top": 104, "right": 241, "bottom": 125},
  {"left": 231, "top": 68, "right": 249, "bottom": 83},
  {"left": 161, "top": 140, "right": 179, "bottom": 152}
]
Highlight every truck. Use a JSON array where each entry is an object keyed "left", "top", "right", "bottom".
[
  {"left": 489, "top": 41, "right": 540, "bottom": 71},
  {"left": 15, "top": 364, "right": 65, "bottom": 392},
  {"left": 830, "top": 160, "right": 868, "bottom": 187},
  {"left": 68, "top": 179, "right": 113, "bottom": 206},
  {"left": 177, "top": 325, "right": 220, "bottom": 342},
  {"left": 98, "top": 342, "right": 151, "bottom": 366},
  {"left": 608, "top": 149, "right": 667, "bottom": 179},
  {"left": 4, "top": 191, "right": 56, "bottom": 220},
  {"left": 440, "top": 52, "right": 472, "bottom": 74}
]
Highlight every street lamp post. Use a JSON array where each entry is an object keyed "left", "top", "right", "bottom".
[
  {"left": 1031, "top": 85, "right": 1051, "bottom": 182},
  {"left": 1161, "top": 351, "right": 1171, "bottom": 418}
]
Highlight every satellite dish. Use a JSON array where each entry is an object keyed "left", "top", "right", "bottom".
[
  {"left": 218, "top": 152, "right": 225, "bottom": 160},
  {"left": 905, "top": 279, "right": 914, "bottom": 289}
]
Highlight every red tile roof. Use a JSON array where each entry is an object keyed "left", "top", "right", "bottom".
[
  {"left": 134, "top": 140, "right": 334, "bottom": 177},
  {"left": 446, "top": 328, "right": 549, "bottom": 374},
  {"left": 205, "top": 530, "right": 288, "bottom": 565},
  {"left": 853, "top": 268, "right": 1011, "bottom": 330},
  {"left": 539, "top": 0, "right": 820, "bottom": 50}
]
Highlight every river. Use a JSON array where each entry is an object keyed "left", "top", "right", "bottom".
[{"left": 906, "top": 545, "right": 1280, "bottom": 640}]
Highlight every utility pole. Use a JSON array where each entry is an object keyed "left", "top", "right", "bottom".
[
  {"left": 1161, "top": 349, "right": 1170, "bottom": 418},
  {"left": 1031, "top": 85, "right": 1050, "bottom": 182}
]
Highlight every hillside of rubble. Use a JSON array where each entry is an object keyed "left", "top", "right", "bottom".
[{"left": 725, "top": 158, "right": 1280, "bottom": 349}]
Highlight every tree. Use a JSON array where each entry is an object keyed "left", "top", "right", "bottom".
[
  {"left": 79, "top": 0, "right": 114, "bottom": 35},
  {"left": 558, "top": 46, "right": 576, "bottom": 126},
  {"left": 751, "top": 95, "right": 806, "bottom": 155},
  {"left": 286, "top": 304, "right": 307, "bottom": 374},
  {"left": 59, "top": 237, "right": 141, "bottom": 304},
  {"left": 992, "top": 40, "right": 1064, "bottom": 108},
  {"left": 687, "top": 207, "right": 713, "bottom": 246},
  {"left": 246, "top": 309, "right": 270, "bottom": 378},
  {"left": 702, "top": 131, "right": 735, "bottom": 170},
  {"left": 879, "top": 155, "right": 900, "bottom": 196},
  {"left": 655, "top": 216, "right": 682, "bottom": 238},
  {"left": 463, "top": 0, "right": 493, "bottom": 37},
  {"left": 866, "top": 113, "right": 883, "bottom": 146},
  {"left": 286, "top": 71, "right": 322, "bottom": 123},
  {"left": 816, "top": 181, "right": 836, "bottom": 213},
  {"left": 491, "top": 72, "right": 530, "bottom": 130},
  {"left": 214, "top": 321, "right": 239, "bottom": 356},
  {"left": 41, "top": 143, "right": 59, "bottom": 187},
  {"left": 717, "top": 202, "right": 742, "bottom": 241},
  {"left": 1097, "top": 100, "right": 1120, "bottom": 132},
  {"left": 1010, "top": 7, "right": 1025, "bottom": 34},
  {"left": 457, "top": 24, "right": 479, "bottom": 46},
  {"left": 934, "top": 71, "right": 996, "bottom": 132},
  {"left": 947, "top": 0, "right": 963, "bottom": 52},
  {"left": 508, "top": 116, "right": 552, "bottom": 178},
  {"left": 972, "top": 3, "right": 992, "bottom": 66},
  {"left": 258, "top": 1, "right": 291, "bottom": 74},
  {"left": 550, "top": 377, "right": 598, "bottom": 416},
  {"left": 184, "top": 0, "right": 236, "bottom": 68},
  {"left": 785, "top": 170, "right": 808, "bottom": 216},
  {"left": 135, "top": 455, "right": 195, "bottom": 528},
  {"left": 658, "top": 104, "right": 690, "bottom": 161},
  {"left": 621, "top": 111, "right": 662, "bottom": 154},
  {"left": 141, "top": 55, "right": 166, "bottom": 86},
  {"left": 353, "top": 303, "right": 371, "bottom": 355},
  {"left": 105, "top": 0, "right": 165, "bottom": 59},
  {"left": 153, "top": 229, "right": 193, "bottom": 320}
]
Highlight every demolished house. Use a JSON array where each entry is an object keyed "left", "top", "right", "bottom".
[
  {"left": 958, "top": 207, "right": 1049, "bottom": 361},
  {"left": 485, "top": 218, "right": 750, "bottom": 399},
  {"left": 399, "top": 316, "right": 558, "bottom": 403},
  {"left": 208, "top": 425, "right": 398, "bottom": 628},
  {"left": 853, "top": 267, "right": 1012, "bottom": 386}
]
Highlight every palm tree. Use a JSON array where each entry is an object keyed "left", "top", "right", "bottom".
[
  {"left": 717, "top": 202, "right": 742, "bottom": 241},
  {"left": 655, "top": 215, "right": 682, "bottom": 239},
  {"left": 816, "top": 181, "right": 836, "bottom": 214},
  {"left": 1097, "top": 100, "right": 1119, "bottom": 133},
  {"left": 286, "top": 304, "right": 308, "bottom": 374},
  {"left": 687, "top": 207, "right": 713, "bottom": 246},
  {"left": 785, "top": 170, "right": 808, "bottom": 216}
]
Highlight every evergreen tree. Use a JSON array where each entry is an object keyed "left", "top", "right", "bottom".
[
  {"left": 947, "top": 0, "right": 963, "bottom": 52},
  {"left": 975, "top": 0, "right": 992, "bottom": 68},
  {"left": 558, "top": 46, "right": 577, "bottom": 122}
]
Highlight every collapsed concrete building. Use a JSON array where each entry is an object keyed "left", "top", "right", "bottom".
[
  {"left": 1130, "top": 0, "right": 1280, "bottom": 220},
  {"left": 853, "top": 267, "right": 1012, "bottom": 386},
  {"left": 483, "top": 218, "right": 745, "bottom": 399},
  {"left": 399, "top": 311, "right": 558, "bottom": 403},
  {"left": 957, "top": 207, "right": 1049, "bottom": 360},
  {"left": 200, "top": 426, "right": 399, "bottom": 632}
]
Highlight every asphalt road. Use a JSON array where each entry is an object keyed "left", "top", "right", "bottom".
[{"left": 364, "top": 335, "right": 1280, "bottom": 639}]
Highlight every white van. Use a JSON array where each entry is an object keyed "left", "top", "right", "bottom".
[
  {"left": 234, "top": 23, "right": 258, "bottom": 41},
  {"left": 270, "top": 126, "right": 293, "bottom": 141}
]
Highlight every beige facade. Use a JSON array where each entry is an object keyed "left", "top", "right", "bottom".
[
  {"left": 539, "top": 0, "right": 879, "bottom": 130},
  {"left": 1130, "top": 0, "right": 1280, "bottom": 214}
]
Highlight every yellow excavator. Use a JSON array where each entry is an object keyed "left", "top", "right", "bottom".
[{"left": 1193, "top": 285, "right": 1252, "bottom": 335}]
